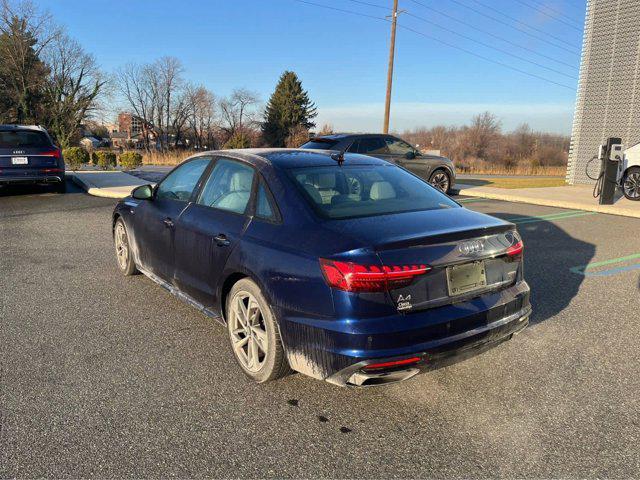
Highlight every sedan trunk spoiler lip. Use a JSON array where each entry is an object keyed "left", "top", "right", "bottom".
[{"left": 372, "top": 223, "right": 514, "bottom": 251}]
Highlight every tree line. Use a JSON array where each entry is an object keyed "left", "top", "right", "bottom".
[{"left": 402, "top": 112, "right": 570, "bottom": 173}]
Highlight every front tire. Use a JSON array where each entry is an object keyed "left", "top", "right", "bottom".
[
  {"left": 429, "top": 169, "right": 451, "bottom": 194},
  {"left": 114, "top": 218, "right": 138, "bottom": 275},
  {"left": 226, "top": 279, "right": 290, "bottom": 383},
  {"left": 622, "top": 167, "right": 640, "bottom": 201}
]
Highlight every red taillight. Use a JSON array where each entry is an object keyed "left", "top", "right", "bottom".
[
  {"left": 42, "top": 149, "right": 61, "bottom": 159},
  {"left": 319, "top": 259, "right": 430, "bottom": 292},
  {"left": 363, "top": 357, "right": 422, "bottom": 371},
  {"left": 506, "top": 240, "right": 524, "bottom": 257}
]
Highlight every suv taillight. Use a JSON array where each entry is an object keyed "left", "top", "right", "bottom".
[
  {"left": 43, "top": 149, "right": 61, "bottom": 159},
  {"left": 320, "top": 259, "right": 430, "bottom": 292}
]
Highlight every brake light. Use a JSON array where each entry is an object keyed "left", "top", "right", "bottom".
[
  {"left": 42, "top": 149, "right": 61, "bottom": 159},
  {"left": 363, "top": 357, "right": 422, "bottom": 371},
  {"left": 506, "top": 240, "right": 524, "bottom": 256},
  {"left": 319, "top": 259, "right": 430, "bottom": 292}
]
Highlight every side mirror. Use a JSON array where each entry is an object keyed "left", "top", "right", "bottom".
[
  {"left": 404, "top": 151, "right": 416, "bottom": 160},
  {"left": 132, "top": 184, "right": 153, "bottom": 200}
]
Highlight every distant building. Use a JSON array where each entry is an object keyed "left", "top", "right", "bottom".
[
  {"left": 567, "top": 0, "right": 640, "bottom": 184},
  {"left": 110, "top": 113, "right": 155, "bottom": 149}
]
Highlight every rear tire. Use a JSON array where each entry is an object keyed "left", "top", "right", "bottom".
[
  {"left": 226, "top": 278, "right": 290, "bottom": 383},
  {"left": 622, "top": 167, "right": 640, "bottom": 201},
  {"left": 114, "top": 218, "right": 138, "bottom": 276},
  {"left": 429, "top": 169, "right": 451, "bottom": 194}
]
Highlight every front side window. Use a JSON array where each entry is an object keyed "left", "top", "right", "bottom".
[
  {"left": 355, "top": 137, "right": 388, "bottom": 155},
  {"left": 385, "top": 137, "right": 415, "bottom": 156},
  {"left": 198, "top": 159, "right": 255, "bottom": 214},
  {"left": 156, "top": 158, "right": 210, "bottom": 201},
  {"left": 290, "top": 164, "right": 458, "bottom": 219}
]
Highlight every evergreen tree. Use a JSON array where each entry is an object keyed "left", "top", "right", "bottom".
[
  {"left": 0, "top": 15, "right": 49, "bottom": 123},
  {"left": 262, "top": 71, "right": 317, "bottom": 147}
]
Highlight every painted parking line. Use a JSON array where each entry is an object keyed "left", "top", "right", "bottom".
[
  {"left": 457, "top": 198, "right": 495, "bottom": 204},
  {"left": 507, "top": 210, "right": 597, "bottom": 225},
  {"left": 570, "top": 253, "right": 640, "bottom": 277}
]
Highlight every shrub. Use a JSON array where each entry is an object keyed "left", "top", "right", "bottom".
[
  {"left": 63, "top": 147, "right": 89, "bottom": 170},
  {"left": 94, "top": 151, "right": 117, "bottom": 170},
  {"left": 119, "top": 151, "right": 143, "bottom": 170},
  {"left": 223, "top": 133, "right": 251, "bottom": 149}
]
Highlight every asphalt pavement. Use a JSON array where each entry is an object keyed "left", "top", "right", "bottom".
[{"left": 0, "top": 182, "right": 639, "bottom": 478}]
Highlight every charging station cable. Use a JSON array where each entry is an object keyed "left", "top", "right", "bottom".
[{"left": 585, "top": 156, "right": 603, "bottom": 198}]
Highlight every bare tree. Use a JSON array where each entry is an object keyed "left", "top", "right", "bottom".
[
  {"left": 116, "top": 63, "right": 156, "bottom": 150},
  {"left": 42, "top": 34, "right": 105, "bottom": 148},
  {"left": 219, "top": 88, "right": 260, "bottom": 141},
  {"left": 185, "top": 84, "right": 217, "bottom": 149}
]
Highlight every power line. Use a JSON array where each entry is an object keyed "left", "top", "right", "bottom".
[
  {"left": 403, "top": 10, "right": 577, "bottom": 79},
  {"left": 346, "top": 0, "right": 578, "bottom": 75},
  {"left": 518, "top": 0, "right": 585, "bottom": 27},
  {"left": 512, "top": 0, "right": 582, "bottom": 30},
  {"left": 442, "top": 0, "right": 579, "bottom": 54},
  {"left": 405, "top": 0, "right": 578, "bottom": 69},
  {"left": 291, "top": 0, "right": 576, "bottom": 90},
  {"left": 396, "top": 22, "right": 575, "bottom": 90}
]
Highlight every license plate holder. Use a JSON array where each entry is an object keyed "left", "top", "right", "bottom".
[
  {"left": 447, "top": 261, "right": 487, "bottom": 296},
  {"left": 11, "top": 156, "right": 28, "bottom": 165}
]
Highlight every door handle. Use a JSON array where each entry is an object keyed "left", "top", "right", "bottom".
[
  {"left": 214, "top": 234, "right": 230, "bottom": 247},
  {"left": 163, "top": 217, "right": 174, "bottom": 229}
]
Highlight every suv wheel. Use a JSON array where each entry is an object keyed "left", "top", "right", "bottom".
[
  {"left": 429, "top": 169, "right": 451, "bottom": 193},
  {"left": 226, "top": 279, "right": 290, "bottom": 383}
]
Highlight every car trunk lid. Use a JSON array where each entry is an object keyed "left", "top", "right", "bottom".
[{"left": 323, "top": 208, "right": 523, "bottom": 312}]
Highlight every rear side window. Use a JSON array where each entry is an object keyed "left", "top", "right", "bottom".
[
  {"left": 255, "top": 182, "right": 277, "bottom": 221},
  {"left": 289, "top": 164, "right": 458, "bottom": 219},
  {"left": 156, "top": 158, "right": 210, "bottom": 202},
  {"left": 0, "top": 130, "right": 51, "bottom": 148},
  {"left": 300, "top": 139, "right": 339, "bottom": 150},
  {"left": 353, "top": 137, "right": 388, "bottom": 155},
  {"left": 198, "top": 159, "right": 255, "bottom": 214}
]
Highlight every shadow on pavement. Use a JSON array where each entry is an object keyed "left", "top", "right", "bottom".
[
  {"left": 488, "top": 212, "right": 596, "bottom": 325},
  {"left": 0, "top": 179, "right": 78, "bottom": 198}
]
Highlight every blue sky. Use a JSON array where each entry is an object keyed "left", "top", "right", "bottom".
[{"left": 40, "top": 0, "right": 586, "bottom": 134}]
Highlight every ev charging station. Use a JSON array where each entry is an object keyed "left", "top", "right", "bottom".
[{"left": 594, "top": 137, "right": 624, "bottom": 205}]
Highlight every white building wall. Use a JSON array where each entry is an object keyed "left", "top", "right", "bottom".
[{"left": 568, "top": 0, "right": 640, "bottom": 184}]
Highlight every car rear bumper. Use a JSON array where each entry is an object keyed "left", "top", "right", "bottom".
[
  {"left": 0, "top": 174, "right": 64, "bottom": 185},
  {"left": 278, "top": 281, "right": 531, "bottom": 386}
]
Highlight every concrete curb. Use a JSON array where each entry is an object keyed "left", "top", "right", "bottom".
[
  {"left": 68, "top": 172, "right": 145, "bottom": 199},
  {"left": 456, "top": 183, "right": 640, "bottom": 219}
]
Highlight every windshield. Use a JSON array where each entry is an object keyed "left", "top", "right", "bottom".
[
  {"left": 0, "top": 130, "right": 51, "bottom": 148},
  {"left": 299, "top": 139, "right": 339, "bottom": 150},
  {"left": 289, "top": 164, "right": 458, "bottom": 219}
]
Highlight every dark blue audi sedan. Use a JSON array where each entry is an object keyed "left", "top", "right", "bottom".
[{"left": 112, "top": 149, "right": 530, "bottom": 386}]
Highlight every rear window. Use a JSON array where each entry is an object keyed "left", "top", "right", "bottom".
[
  {"left": 300, "top": 139, "right": 339, "bottom": 150},
  {"left": 289, "top": 164, "right": 459, "bottom": 219},
  {"left": 0, "top": 130, "right": 51, "bottom": 148}
]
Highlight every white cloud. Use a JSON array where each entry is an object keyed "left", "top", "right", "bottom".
[{"left": 315, "top": 102, "right": 575, "bottom": 135}]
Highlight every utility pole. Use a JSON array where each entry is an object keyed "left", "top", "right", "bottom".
[{"left": 383, "top": 0, "right": 399, "bottom": 134}]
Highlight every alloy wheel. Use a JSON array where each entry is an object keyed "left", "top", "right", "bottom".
[
  {"left": 115, "top": 222, "right": 129, "bottom": 270},
  {"left": 624, "top": 172, "right": 640, "bottom": 199},
  {"left": 229, "top": 291, "right": 268, "bottom": 373},
  {"left": 430, "top": 171, "right": 450, "bottom": 193}
]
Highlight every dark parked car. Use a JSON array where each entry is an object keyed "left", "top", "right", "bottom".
[
  {"left": 0, "top": 125, "right": 66, "bottom": 193},
  {"left": 112, "top": 149, "right": 530, "bottom": 386},
  {"left": 300, "top": 133, "right": 456, "bottom": 194}
]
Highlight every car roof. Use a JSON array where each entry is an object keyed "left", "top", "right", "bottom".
[
  {"left": 310, "top": 133, "right": 396, "bottom": 141},
  {"left": 0, "top": 124, "right": 47, "bottom": 131},
  {"left": 194, "top": 148, "right": 389, "bottom": 168}
]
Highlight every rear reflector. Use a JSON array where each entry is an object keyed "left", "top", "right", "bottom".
[
  {"left": 363, "top": 357, "right": 422, "bottom": 371},
  {"left": 40, "top": 168, "right": 64, "bottom": 174},
  {"left": 506, "top": 240, "right": 524, "bottom": 256},
  {"left": 320, "top": 259, "right": 430, "bottom": 292}
]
